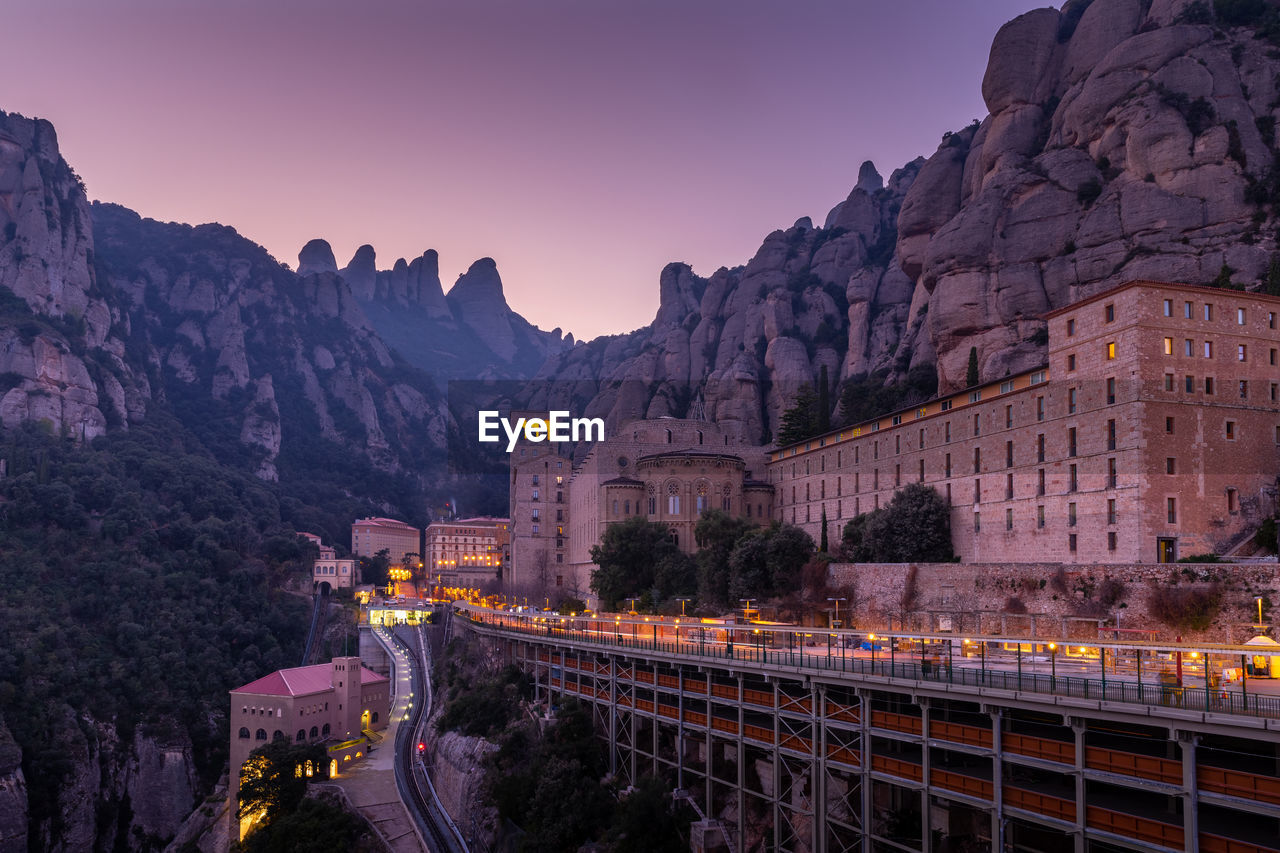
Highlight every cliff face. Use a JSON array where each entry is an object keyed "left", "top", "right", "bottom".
[
  {"left": 522, "top": 161, "right": 920, "bottom": 443},
  {"left": 0, "top": 109, "right": 455, "bottom": 485},
  {"left": 528, "top": 0, "right": 1280, "bottom": 436},
  {"left": 898, "top": 0, "right": 1280, "bottom": 388},
  {"left": 334, "top": 243, "right": 572, "bottom": 384}
]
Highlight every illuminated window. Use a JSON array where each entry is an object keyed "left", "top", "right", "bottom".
[
  {"left": 1106, "top": 342, "right": 1116, "bottom": 360},
  {"left": 1163, "top": 337, "right": 1173, "bottom": 355}
]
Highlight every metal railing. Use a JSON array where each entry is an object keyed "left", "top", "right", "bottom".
[{"left": 460, "top": 611, "right": 1280, "bottom": 721}]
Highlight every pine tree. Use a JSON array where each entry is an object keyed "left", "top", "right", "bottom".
[
  {"left": 817, "top": 365, "right": 830, "bottom": 433},
  {"left": 820, "top": 507, "right": 829, "bottom": 553},
  {"left": 777, "top": 384, "right": 819, "bottom": 446},
  {"left": 966, "top": 347, "right": 979, "bottom": 388}
]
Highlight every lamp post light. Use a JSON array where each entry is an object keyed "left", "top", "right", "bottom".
[
  {"left": 739, "top": 599, "right": 757, "bottom": 621},
  {"left": 628, "top": 597, "right": 639, "bottom": 616},
  {"left": 676, "top": 598, "right": 691, "bottom": 617},
  {"left": 1049, "top": 643, "right": 1057, "bottom": 690},
  {"left": 827, "top": 597, "right": 846, "bottom": 629},
  {"left": 1258, "top": 596, "right": 1265, "bottom": 628}
]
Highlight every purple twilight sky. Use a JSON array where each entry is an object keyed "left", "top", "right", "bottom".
[{"left": 4, "top": 0, "right": 1048, "bottom": 341}]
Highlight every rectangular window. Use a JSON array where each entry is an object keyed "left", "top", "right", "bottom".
[
  {"left": 1185, "top": 375, "right": 1195, "bottom": 393},
  {"left": 1106, "top": 377, "right": 1116, "bottom": 405},
  {"left": 1271, "top": 311, "right": 1277, "bottom": 329},
  {"left": 1036, "top": 396, "right": 1045, "bottom": 421},
  {"left": 1240, "top": 380, "right": 1249, "bottom": 399},
  {"left": 973, "top": 447, "right": 981, "bottom": 474},
  {"left": 1000, "top": 380, "right": 1015, "bottom": 394},
  {"left": 1228, "top": 488, "right": 1239, "bottom": 512},
  {"left": 1163, "top": 337, "right": 1173, "bottom": 355},
  {"left": 1107, "top": 418, "right": 1116, "bottom": 451},
  {"left": 1037, "top": 433, "right": 1045, "bottom": 462},
  {"left": 1106, "top": 341, "right": 1116, "bottom": 360},
  {"left": 1166, "top": 456, "right": 1177, "bottom": 475},
  {"left": 1069, "top": 533, "right": 1078, "bottom": 553},
  {"left": 1037, "top": 505, "right": 1045, "bottom": 528},
  {"left": 1037, "top": 468, "right": 1046, "bottom": 496},
  {"left": 1185, "top": 301, "right": 1193, "bottom": 319},
  {"left": 1107, "top": 457, "right": 1117, "bottom": 489},
  {"left": 1108, "top": 531, "right": 1117, "bottom": 552},
  {"left": 1205, "top": 304, "right": 1213, "bottom": 321},
  {"left": 1271, "top": 349, "right": 1277, "bottom": 366},
  {"left": 1226, "top": 420, "right": 1236, "bottom": 440},
  {"left": 1068, "top": 388, "right": 1077, "bottom": 414},
  {"left": 919, "top": 428, "right": 925, "bottom": 448},
  {"left": 1238, "top": 307, "right": 1246, "bottom": 325},
  {"left": 1107, "top": 499, "right": 1117, "bottom": 525},
  {"left": 1006, "top": 440, "right": 1014, "bottom": 468},
  {"left": 1239, "top": 344, "right": 1248, "bottom": 362},
  {"left": 894, "top": 464, "right": 901, "bottom": 487},
  {"left": 1272, "top": 383, "right": 1278, "bottom": 402},
  {"left": 1068, "top": 427, "right": 1077, "bottom": 457},
  {"left": 1005, "top": 404, "right": 1013, "bottom": 429},
  {"left": 668, "top": 495, "right": 680, "bottom": 515},
  {"left": 1069, "top": 464, "right": 1078, "bottom": 492},
  {"left": 974, "top": 412, "right": 981, "bottom": 436},
  {"left": 1066, "top": 318, "right": 1076, "bottom": 336},
  {"left": 1005, "top": 472, "right": 1014, "bottom": 500},
  {"left": 1031, "top": 370, "right": 1046, "bottom": 385},
  {"left": 1163, "top": 299, "right": 1173, "bottom": 317},
  {"left": 1067, "top": 354, "right": 1077, "bottom": 372},
  {"left": 1204, "top": 341, "right": 1213, "bottom": 359},
  {"left": 969, "top": 390, "right": 982, "bottom": 403},
  {"left": 1006, "top": 508, "right": 1013, "bottom": 531},
  {"left": 1168, "top": 497, "right": 1177, "bottom": 524},
  {"left": 944, "top": 421, "right": 951, "bottom": 443},
  {"left": 918, "top": 459, "right": 925, "bottom": 482},
  {"left": 891, "top": 414, "right": 902, "bottom": 426},
  {"left": 941, "top": 399, "right": 953, "bottom": 412},
  {"left": 974, "top": 479, "right": 981, "bottom": 504},
  {"left": 1105, "top": 303, "right": 1115, "bottom": 322},
  {"left": 895, "top": 435, "right": 901, "bottom": 454},
  {"left": 974, "top": 512, "right": 981, "bottom": 533},
  {"left": 1184, "top": 339, "right": 1193, "bottom": 357},
  {"left": 1205, "top": 377, "right": 1214, "bottom": 395},
  {"left": 945, "top": 453, "right": 952, "bottom": 478},
  {"left": 1164, "top": 374, "right": 1174, "bottom": 392},
  {"left": 1068, "top": 502, "right": 1077, "bottom": 527}
]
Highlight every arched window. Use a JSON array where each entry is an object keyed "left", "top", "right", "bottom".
[
  {"left": 296, "top": 729, "right": 306, "bottom": 742},
  {"left": 273, "top": 730, "right": 285, "bottom": 741},
  {"left": 667, "top": 481, "right": 680, "bottom": 515},
  {"left": 238, "top": 727, "right": 251, "bottom": 739},
  {"left": 696, "top": 481, "right": 708, "bottom": 514},
  {"left": 371, "top": 712, "right": 379, "bottom": 724},
  {"left": 310, "top": 726, "right": 319, "bottom": 739},
  {"left": 255, "top": 729, "right": 268, "bottom": 741},
  {"left": 665, "top": 429, "right": 672, "bottom": 444},
  {"left": 322, "top": 723, "right": 331, "bottom": 737}
]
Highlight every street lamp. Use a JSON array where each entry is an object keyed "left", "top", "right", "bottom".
[
  {"left": 1257, "top": 596, "right": 1265, "bottom": 628},
  {"left": 628, "top": 597, "right": 638, "bottom": 615},
  {"left": 1049, "top": 643, "right": 1057, "bottom": 689},
  {"left": 739, "top": 599, "right": 757, "bottom": 621},
  {"left": 827, "top": 597, "right": 846, "bottom": 629},
  {"left": 676, "top": 598, "right": 691, "bottom": 617}
]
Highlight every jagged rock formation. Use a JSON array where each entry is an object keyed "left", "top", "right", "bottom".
[
  {"left": 0, "top": 109, "right": 455, "bottom": 484},
  {"left": 897, "top": 0, "right": 1280, "bottom": 388},
  {"left": 332, "top": 243, "right": 571, "bottom": 383},
  {"left": 525, "top": 0, "right": 1280, "bottom": 440},
  {"left": 520, "top": 160, "right": 921, "bottom": 443}
]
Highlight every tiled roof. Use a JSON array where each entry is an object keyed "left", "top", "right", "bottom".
[{"left": 232, "top": 663, "right": 387, "bottom": 697}]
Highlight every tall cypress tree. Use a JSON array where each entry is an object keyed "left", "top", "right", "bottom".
[
  {"left": 820, "top": 507, "right": 829, "bottom": 553},
  {"left": 966, "top": 346, "right": 979, "bottom": 388},
  {"left": 817, "top": 365, "right": 830, "bottom": 433}
]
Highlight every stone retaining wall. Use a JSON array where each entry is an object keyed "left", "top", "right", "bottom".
[{"left": 826, "top": 561, "right": 1279, "bottom": 642}]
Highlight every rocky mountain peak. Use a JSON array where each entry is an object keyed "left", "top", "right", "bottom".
[
  {"left": 855, "top": 160, "right": 883, "bottom": 194},
  {"left": 340, "top": 244, "right": 377, "bottom": 300},
  {"left": 447, "top": 257, "right": 506, "bottom": 307},
  {"left": 297, "top": 238, "right": 337, "bottom": 276}
]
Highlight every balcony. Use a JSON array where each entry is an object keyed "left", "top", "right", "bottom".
[
  {"left": 1086, "top": 804, "right": 1184, "bottom": 849},
  {"left": 1004, "top": 732, "right": 1073, "bottom": 765},
  {"left": 871, "top": 710, "right": 923, "bottom": 736},
  {"left": 1198, "top": 765, "right": 1280, "bottom": 807},
  {"left": 932, "top": 720, "right": 993, "bottom": 749},
  {"left": 1003, "top": 786, "right": 1076, "bottom": 822},
  {"left": 1085, "top": 746, "right": 1181, "bottom": 785}
]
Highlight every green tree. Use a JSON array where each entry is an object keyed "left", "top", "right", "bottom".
[
  {"left": 966, "top": 347, "right": 979, "bottom": 388},
  {"left": 694, "top": 510, "right": 756, "bottom": 608},
  {"left": 817, "top": 364, "right": 831, "bottom": 433},
  {"left": 841, "top": 483, "right": 953, "bottom": 563},
  {"left": 727, "top": 522, "right": 815, "bottom": 599},
  {"left": 590, "top": 517, "right": 677, "bottom": 609},
  {"left": 653, "top": 550, "right": 697, "bottom": 602},
  {"left": 776, "top": 383, "right": 819, "bottom": 446},
  {"left": 820, "top": 507, "right": 829, "bottom": 553},
  {"left": 607, "top": 774, "right": 691, "bottom": 853},
  {"left": 240, "top": 798, "right": 375, "bottom": 853},
  {"left": 359, "top": 548, "right": 390, "bottom": 587},
  {"left": 236, "top": 740, "right": 327, "bottom": 825}
]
